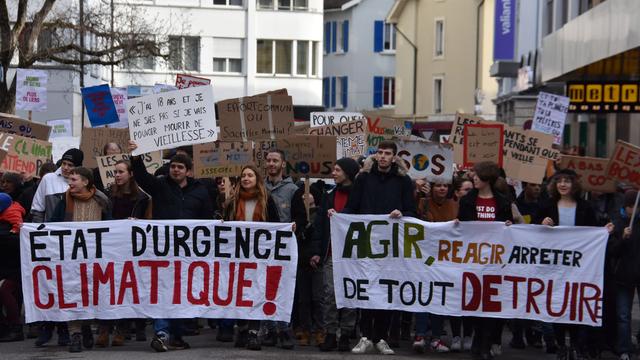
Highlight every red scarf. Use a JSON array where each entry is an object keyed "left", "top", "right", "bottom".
[{"left": 235, "top": 188, "right": 265, "bottom": 221}]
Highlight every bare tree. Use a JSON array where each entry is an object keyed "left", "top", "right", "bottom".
[{"left": 0, "top": 0, "right": 173, "bottom": 113}]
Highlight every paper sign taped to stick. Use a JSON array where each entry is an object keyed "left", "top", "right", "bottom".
[
  {"left": 175, "top": 74, "right": 211, "bottom": 89},
  {"left": 217, "top": 91, "right": 294, "bottom": 141},
  {"left": 310, "top": 112, "right": 366, "bottom": 128},
  {"left": 20, "top": 220, "right": 297, "bottom": 323},
  {"left": 366, "top": 117, "right": 413, "bottom": 155},
  {"left": 80, "top": 128, "right": 130, "bottom": 169},
  {"left": 51, "top": 136, "right": 81, "bottom": 163},
  {"left": 193, "top": 141, "right": 254, "bottom": 178},
  {"left": 16, "top": 68, "right": 48, "bottom": 112},
  {"left": 532, "top": 92, "right": 569, "bottom": 145},
  {"left": 331, "top": 214, "right": 608, "bottom": 325},
  {"left": 109, "top": 87, "right": 129, "bottom": 129},
  {"left": 606, "top": 140, "right": 640, "bottom": 189},
  {"left": 558, "top": 155, "right": 617, "bottom": 193},
  {"left": 127, "top": 86, "right": 217, "bottom": 156},
  {"left": 396, "top": 140, "right": 454, "bottom": 183},
  {"left": 47, "top": 119, "right": 71, "bottom": 138},
  {"left": 464, "top": 123, "right": 504, "bottom": 167},
  {"left": 82, "top": 84, "right": 120, "bottom": 127},
  {"left": 255, "top": 136, "right": 337, "bottom": 178},
  {"left": 309, "top": 119, "right": 367, "bottom": 159},
  {"left": 0, "top": 113, "right": 51, "bottom": 140},
  {"left": 96, "top": 151, "right": 163, "bottom": 187},
  {"left": 449, "top": 113, "right": 484, "bottom": 164},
  {"left": 0, "top": 132, "right": 52, "bottom": 178}
]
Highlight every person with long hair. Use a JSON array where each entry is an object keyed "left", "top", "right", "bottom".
[{"left": 224, "top": 165, "right": 279, "bottom": 351}]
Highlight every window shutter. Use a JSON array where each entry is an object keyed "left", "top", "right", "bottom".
[
  {"left": 374, "top": 21, "right": 384, "bottom": 52},
  {"left": 332, "top": 22, "right": 338, "bottom": 53},
  {"left": 342, "top": 76, "right": 348, "bottom": 108},
  {"left": 324, "top": 22, "right": 331, "bottom": 54},
  {"left": 343, "top": 21, "right": 349, "bottom": 52},
  {"left": 373, "top": 76, "right": 383, "bottom": 108},
  {"left": 323, "top": 77, "right": 330, "bottom": 108},
  {"left": 331, "top": 77, "right": 337, "bottom": 108}
]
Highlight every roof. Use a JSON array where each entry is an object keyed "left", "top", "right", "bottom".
[
  {"left": 386, "top": 0, "right": 408, "bottom": 23},
  {"left": 324, "top": 0, "right": 350, "bottom": 10}
]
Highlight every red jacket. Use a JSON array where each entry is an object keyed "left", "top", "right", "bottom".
[{"left": 0, "top": 202, "right": 25, "bottom": 233}]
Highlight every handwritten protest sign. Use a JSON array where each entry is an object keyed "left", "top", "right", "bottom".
[
  {"left": 607, "top": 140, "right": 640, "bottom": 189},
  {"left": 366, "top": 117, "right": 413, "bottom": 155},
  {"left": 20, "top": 220, "right": 297, "bottom": 323},
  {"left": 501, "top": 124, "right": 560, "bottom": 184},
  {"left": 193, "top": 141, "right": 253, "bottom": 178},
  {"left": 558, "top": 155, "right": 617, "bottom": 193},
  {"left": 127, "top": 86, "right": 217, "bottom": 156},
  {"left": 331, "top": 214, "right": 607, "bottom": 325},
  {"left": 82, "top": 84, "right": 120, "bottom": 127},
  {"left": 46, "top": 119, "right": 71, "bottom": 138},
  {"left": 51, "top": 136, "right": 81, "bottom": 163},
  {"left": 175, "top": 74, "right": 211, "bottom": 89},
  {"left": 16, "top": 69, "right": 47, "bottom": 112},
  {"left": 0, "top": 132, "right": 52, "bottom": 178},
  {"left": 217, "top": 92, "right": 294, "bottom": 141},
  {"left": 449, "top": 113, "right": 484, "bottom": 164},
  {"left": 80, "top": 127, "right": 130, "bottom": 169},
  {"left": 463, "top": 123, "right": 504, "bottom": 167},
  {"left": 0, "top": 113, "right": 51, "bottom": 140},
  {"left": 532, "top": 92, "right": 569, "bottom": 145},
  {"left": 109, "top": 87, "right": 129, "bottom": 129},
  {"left": 255, "top": 136, "right": 337, "bottom": 178},
  {"left": 396, "top": 140, "right": 453, "bottom": 183},
  {"left": 310, "top": 112, "right": 366, "bottom": 128},
  {"left": 309, "top": 119, "right": 366, "bottom": 159},
  {"left": 96, "top": 151, "right": 163, "bottom": 187}
]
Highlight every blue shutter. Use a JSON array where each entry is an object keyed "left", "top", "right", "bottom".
[
  {"left": 331, "top": 77, "right": 337, "bottom": 108},
  {"left": 373, "top": 76, "right": 383, "bottom": 108},
  {"left": 323, "top": 77, "right": 330, "bottom": 108},
  {"left": 324, "top": 22, "right": 331, "bottom": 53},
  {"left": 331, "top": 22, "right": 338, "bottom": 53},
  {"left": 342, "top": 76, "right": 348, "bottom": 108},
  {"left": 374, "top": 20, "right": 384, "bottom": 52},
  {"left": 343, "top": 21, "right": 349, "bottom": 52}
]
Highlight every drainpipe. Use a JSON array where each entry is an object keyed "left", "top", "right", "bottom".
[{"left": 394, "top": 24, "right": 417, "bottom": 116}]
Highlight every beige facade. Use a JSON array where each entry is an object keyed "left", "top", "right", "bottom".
[{"left": 387, "top": 0, "right": 497, "bottom": 118}]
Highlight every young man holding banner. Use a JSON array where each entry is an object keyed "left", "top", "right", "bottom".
[{"left": 342, "top": 140, "right": 417, "bottom": 355}]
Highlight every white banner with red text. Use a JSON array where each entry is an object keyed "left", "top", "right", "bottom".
[
  {"left": 20, "top": 220, "right": 297, "bottom": 323},
  {"left": 330, "top": 214, "right": 607, "bottom": 326}
]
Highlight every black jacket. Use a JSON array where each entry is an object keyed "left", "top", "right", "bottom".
[
  {"left": 310, "top": 184, "right": 352, "bottom": 264},
  {"left": 132, "top": 156, "right": 213, "bottom": 220},
  {"left": 609, "top": 212, "right": 640, "bottom": 285},
  {"left": 458, "top": 188, "right": 514, "bottom": 222},
  {"left": 532, "top": 198, "right": 597, "bottom": 226},
  {"left": 106, "top": 188, "right": 151, "bottom": 220},
  {"left": 0, "top": 223, "right": 20, "bottom": 280},
  {"left": 342, "top": 156, "right": 416, "bottom": 217}
]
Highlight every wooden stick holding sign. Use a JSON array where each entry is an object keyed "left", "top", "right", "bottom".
[{"left": 631, "top": 191, "right": 640, "bottom": 232}]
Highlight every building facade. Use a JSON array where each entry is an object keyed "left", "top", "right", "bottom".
[{"left": 322, "top": 0, "right": 396, "bottom": 112}]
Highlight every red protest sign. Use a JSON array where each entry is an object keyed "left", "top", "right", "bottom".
[
  {"left": 175, "top": 74, "right": 211, "bottom": 89},
  {"left": 607, "top": 140, "right": 640, "bottom": 189}
]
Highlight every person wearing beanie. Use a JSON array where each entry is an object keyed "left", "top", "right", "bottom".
[
  {"left": 0, "top": 192, "right": 24, "bottom": 234},
  {"left": 309, "top": 157, "right": 359, "bottom": 352},
  {"left": 30, "top": 148, "right": 83, "bottom": 223}
]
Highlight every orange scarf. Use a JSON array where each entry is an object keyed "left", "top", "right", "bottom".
[
  {"left": 64, "top": 187, "right": 96, "bottom": 221},
  {"left": 235, "top": 188, "right": 265, "bottom": 222}
]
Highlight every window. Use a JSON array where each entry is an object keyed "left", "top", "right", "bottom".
[
  {"left": 213, "top": 57, "right": 242, "bottom": 73},
  {"left": 258, "top": 0, "right": 305, "bottom": 10},
  {"left": 383, "top": 77, "right": 395, "bottom": 106},
  {"left": 257, "top": 39, "right": 273, "bottom": 73},
  {"left": 258, "top": 0, "right": 273, "bottom": 9},
  {"left": 296, "top": 41, "right": 308, "bottom": 75},
  {"left": 336, "top": 76, "right": 348, "bottom": 108},
  {"left": 323, "top": 77, "right": 330, "bottom": 108},
  {"left": 275, "top": 40, "right": 292, "bottom": 74},
  {"left": 168, "top": 36, "right": 200, "bottom": 71},
  {"left": 37, "top": 28, "right": 54, "bottom": 55},
  {"left": 258, "top": 40, "right": 315, "bottom": 76},
  {"left": 433, "top": 78, "right": 443, "bottom": 114},
  {"left": 383, "top": 23, "right": 396, "bottom": 51},
  {"left": 278, "top": 0, "right": 291, "bottom": 10},
  {"left": 312, "top": 41, "right": 318, "bottom": 75},
  {"left": 229, "top": 59, "right": 242, "bottom": 72},
  {"left": 434, "top": 19, "right": 444, "bottom": 57},
  {"left": 213, "top": 0, "right": 242, "bottom": 5},
  {"left": 213, "top": 38, "right": 243, "bottom": 73},
  {"left": 213, "top": 58, "right": 226, "bottom": 72},
  {"left": 374, "top": 21, "right": 395, "bottom": 52},
  {"left": 545, "top": 0, "right": 554, "bottom": 35}
]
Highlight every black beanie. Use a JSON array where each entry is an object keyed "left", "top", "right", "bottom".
[
  {"left": 335, "top": 157, "right": 360, "bottom": 182},
  {"left": 61, "top": 148, "right": 84, "bottom": 167}
]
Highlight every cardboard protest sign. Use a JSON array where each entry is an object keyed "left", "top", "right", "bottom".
[
  {"left": 217, "top": 92, "right": 294, "bottom": 141},
  {"left": 15, "top": 68, "right": 47, "bottom": 112},
  {"left": 532, "top": 92, "right": 569, "bottom": 145},
  {"left": 449, "top": 113, "right": 484, "bottom": 164},
  {"left": 606, "top": 140, "right": 640, "bottom": 189},
  {"left": 0, "top": 132, "right": 52, "bottom": 177},
  {"left": 127, "top": 86, "right": 217, "bottom": 156},
  {"left": 0, "top": 113, "right": 51, "bottom": 140},
  {"left": 109, "top": 87, "right": 129, "bottom": 129},
  {"left": 558, "top": 155, "right": 617, "bottom": 193},
  {"left": 80, "top": 127, "right": 130, "bottom": 169},
  {"left": 292, "top": 123, "right": 310, "bottom": 135},
  {"left": 51, "top": 136, "right": 81, "bottom": 163},
  {"left": 21, "top": 220, "right": 297, "bottom": 323},
  {"left": 82, "top": 84, "right": 120, "bottom": 127},
  {"left": 331, "top": 214, "right": 608, "bottom": 325},
  {"left": 501, "top": 124, "right": 560, "bottom": 184},
  {"left": 46, "top": 119, "right": 71, "bottom": 138},
  {"left": 193, "top": 141, "right": 253, "bottom": 178},
  {"left": 175, "top": 74, "right": 211, "bottom": 89},
  {"left": 96, "top": 151, "right": 163, "bottom": 187},
  {"left": 309, "top": 119, "right": 367, "bottom": 159},
  {"left": 255, "top": 136, "right": 337, "bottom": 178},
  {"left": 463, "top": 123, "right": 504, "bottom": 167},
  {"left": 396, "top": 140, "right": 454, "bottom": 183},
  {"left": 366, "top": 117, "right": 413, "bottom": 155},
  {"left": 310, "top": 112, "right": 366, "bottom": 128}
]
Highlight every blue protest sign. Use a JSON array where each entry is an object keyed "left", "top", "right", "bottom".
[{"left": 81, "top": 84, "right": 119, "bottom": 127}]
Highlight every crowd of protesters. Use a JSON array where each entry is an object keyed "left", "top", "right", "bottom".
[{"left": 0, "top": 138, "right": 638, "bottom": 360}]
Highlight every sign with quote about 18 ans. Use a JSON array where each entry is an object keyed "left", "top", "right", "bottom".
[{"left": 127, "top": 86, "right": 217, "bottom": 156}]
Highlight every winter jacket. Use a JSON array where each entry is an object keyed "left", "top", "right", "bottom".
[
  {"left": 265, "top": 177, "right": 299, "bottom": 222},
  {"left": 106, "top": 188, "right": 151, "bottom": 220},
  {"left": 30, "top": 169, "right": 69, "bottom": 222},
  {"left": 0, "top": 223, "right": 20, "bottom": 281},
  {"left": 342, "top": 156, "right": 417, "bottom": 217},
  {"left": 514, "top": 193, "right": 541, "bottom": 224},
  {"left": 310, "top": 185, "right": 352, "bottom": 264},
  {"left": 609, "top": 212, "right": 640, "bottom": 286},
  {"left": 0, "top": 202, "right": 25, "bottom": 233},
  {"left": 49, "top": 190, "right": 113, "bottom": 222},
  {"left": 132, "top": 156, "right": 213, "bottom": 220},
  {"left": 458, "top": 188, "right": 514, "bottom": 222},
  {"left": 222, "top": 196, "right": 280, "bottom": 223},
  {"left": 532, "top": 198, "right": 597, "bottom": 226}
]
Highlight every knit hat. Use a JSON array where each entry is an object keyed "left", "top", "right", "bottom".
[
  {"left": 335, "top": 157, "right": 360, "bottom": 182},
  {"left": 624, "top": 190, "right": 639, "bottom": 208},
  {"left": 61, "top": 148, "right": 84, "bottom": 167},
  {"left": 0, "top": 192, "right": 12, "bottom": 212}
]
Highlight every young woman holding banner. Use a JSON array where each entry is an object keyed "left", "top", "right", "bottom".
[{"left": 223, "top": 164, "right": 280, "bottom": 351}]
